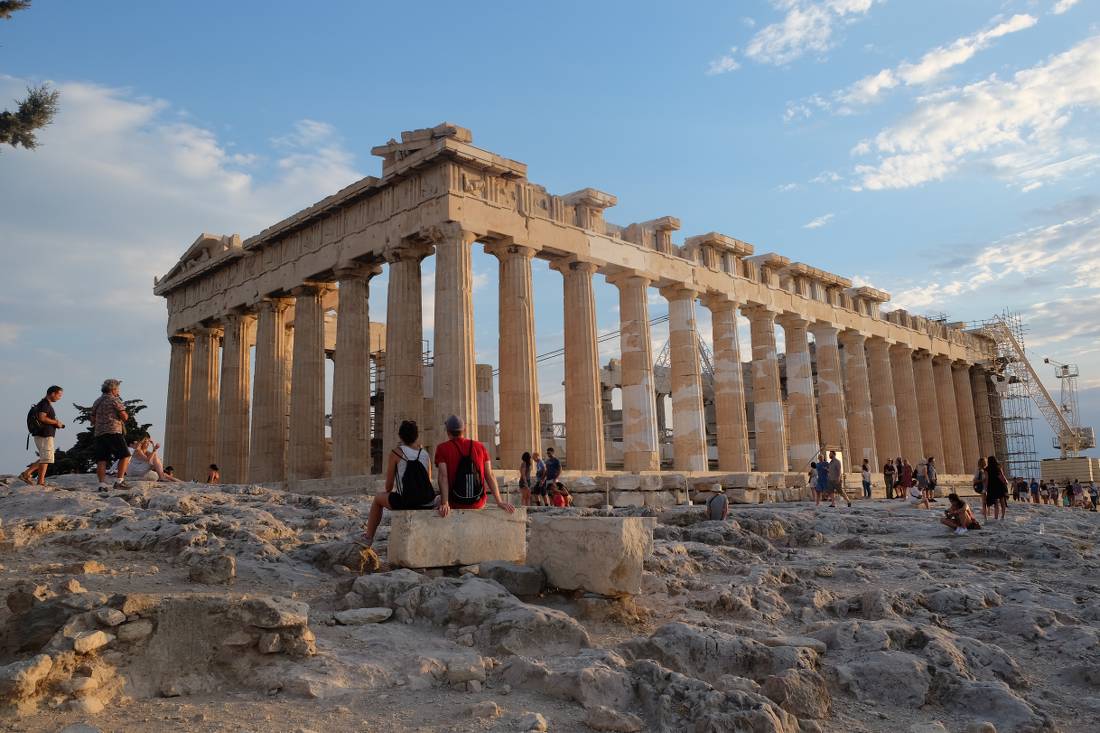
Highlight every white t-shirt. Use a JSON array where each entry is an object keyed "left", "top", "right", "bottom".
[{"left": 395, "top": 445, "right": 430, "bottom": 492}]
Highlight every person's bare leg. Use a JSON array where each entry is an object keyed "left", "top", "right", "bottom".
[
  {"left": 361, "top": 493, "right": 391, "bottom": 546},
  {"left": 33, "top": 462, "right": 48, "bottom": 486},
  {"left": 97, "top": 460, "right": 107, "bottom": 484},
  {"left": 115, "top": 457, "right": 130, "bottom": 483}
]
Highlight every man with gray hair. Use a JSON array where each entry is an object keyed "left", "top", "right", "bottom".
[{"left": 92, "top": 378, "right": 131, "bottom": 491}]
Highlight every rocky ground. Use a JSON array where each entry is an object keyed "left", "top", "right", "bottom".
[{"left": 1, "top": 473, "right": 1098, "bottom": 733}]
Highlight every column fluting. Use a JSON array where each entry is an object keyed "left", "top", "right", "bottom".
[
  {"left": 809, "top": 323, "right": 848, "bottom": 455},
  {"left": 744, "top": 305, "right": 787, "bottom": 472},
  {"left": 383, "top": 243, "right": 431, "bottom": 450},
  {"left": 186, "top": 326, "right": 221, "bottom": 482},
  {"left": 970, "top": 366, "right": 996, "bottom": 460},
  {"left": 913, "top": 351, "right": 944, "bottom": 464},
  {"left": 933, "top": 356, "right": 965, "bottom": 474},
  {"left": 611, "top": 273, "right": 660, "bottom": 472},
  {"left": 663, "top": 286, "right": 708, "bottom": 472},
  {"left": 557, "top": 260, "right": 606, "bottom": 471},
  {"left": 433, "top": 228, "right": 479, "bottom": 439},
  {"left": 164, "top": 332, "right": 193, "bottom": 472},
  {"left": 889, "top": 343, "right": 924, "bottom": 464},
  {"left": 777, "top": 313, "right": 818, "bottom": 470},
  {"left": 839, "top": 330, "right": 876, "bottom": 468},
  {"left": 703, "top": 296, "right": 751, "bottom": 472},
  {"left": 331, "top": 264, "right": 381, "bottom": 477},
  {"left": 288, "top": 284, "right": 329, "bottom": 480},
  {"left": 953, "top": 361, "right": 981, "bottom": 473},
  {"left": 866, "top": 337, "right": 901, "bottom": 467},
  {"left": 215, "top": 312, "right": 254, "bottom": 484},
  {"left": 249, "top": 298, "right": 291, "bottom": 483}
]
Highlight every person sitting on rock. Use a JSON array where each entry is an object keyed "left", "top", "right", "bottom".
[
  {"left": 434, "top": 415, "right": 514, "bottom": 517},
  {"left": 940, "top": 493, "right": 980, "bottom": 535},
  {"left": 127, "top": 436, "right": 181, "bottom": 482},
  {"left": 206, "top": 464, "right": 220, "bottom": 484},
  {"left": 359, "top": 419, "right": 437, "bottom": 548},
  {"left": 706, "top": 491, "right": 729, "bottom": 520},
  {"left": 549, "top": 482, "right": 567, "bottom": 507}
]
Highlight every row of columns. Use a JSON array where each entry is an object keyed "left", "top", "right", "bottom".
[{"left": 164, "top": 227, "right": 998, "bottom": 482}]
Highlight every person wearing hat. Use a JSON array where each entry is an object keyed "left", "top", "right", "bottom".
[
  {"left": 433, "top": 414, "right": 514, "bottom": 517},
  {"left": 92, "top": 378, "right": 132, "bottom": 491}
]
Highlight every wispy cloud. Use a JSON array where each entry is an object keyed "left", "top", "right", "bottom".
[
  {"left": 852, "top": 34, "right": 1100, "bottom": 191},
  {"left": 776, "top": 182, "right": 801, "bottom": 192},
  {"left": 745, "top": 0, "right": 879, "bottom": 66},
  {"left": 706, "top": 48, "right": 741, "bottom": 75},
  {"left": 1053, "top": 0, "right": 1080, "bottom": 15},
  {"left": 803, "top": 213, "right": 835, "bottom": 229}
]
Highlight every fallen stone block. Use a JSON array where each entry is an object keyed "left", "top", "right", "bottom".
[
  {"left": 479, "top": 561, "right": 545, "bottom": 597},
  {"left": 187, "top": 553, "right": 236, "bottom": 584},
  {"left": 72, "top": 630, "right": 113, "bottom": 654},
  {"left": 334, "top": 607, "right": 392, "bottom": 625},
  {"left": 387, "top": 508, "right": 526, "bottom": 568},
  {"left": 527, "top": 516, "right": 656, "bottom": 596},
  {"left": 0, "top": 654, "right": 52, "bottom": 700}
]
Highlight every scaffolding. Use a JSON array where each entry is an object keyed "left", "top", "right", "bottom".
[{"left": 972, "top": 311, "right": 1040, "bottom": 479}]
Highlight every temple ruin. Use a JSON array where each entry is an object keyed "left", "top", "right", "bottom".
[{"left": 154, "top": 123, "right": 999, "bottom": 488}]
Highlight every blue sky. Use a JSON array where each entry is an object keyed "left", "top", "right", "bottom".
[{"left": 2, "top": 0, "right": 1099, "bottom": 471}]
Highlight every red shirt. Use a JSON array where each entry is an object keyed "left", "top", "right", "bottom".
[
  {"left": 550, "top": 493, "right": 566, "bottom": 507},
  {"left": 433, "top": 437, "right": 490, "bottom": 509}
]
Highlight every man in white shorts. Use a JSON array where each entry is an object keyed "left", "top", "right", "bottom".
[{"left": 20, "top": 385, "right": 65, "bottom": 487}]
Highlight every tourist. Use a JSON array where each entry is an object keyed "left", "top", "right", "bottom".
[
  {"left": 827, "top": 450, "right": 851, "bottom": 508},
  {"left": 900, "top": 459, "right": 914, "bottom": 501},
  {"left": 549, "top": 482, "right": 567, "bottom": 507},
  {"left": 518, "top": 451, "right": 533, "bottom": 506},
  {"left": 1039, "top": 480, "right": 1050, "bottom": 504},
  {"left": 1073, "top": 479, "right": 1085, "bottom": 508},
  {"left": 984, "top": 456, "right": 1009, "bottom": 521},
  {"left": 359, "top": 420, "right": 436, "bottom": 548},
  {"left": 164, "top": 466, "right": 176, "bottom": 478},
  {"left": 706, "top": 491, "right": 729, "bottom": 520},
  {"left": 206, "top": 464, "right": 220, "bottom": 484},
  {"left": 926, "top": 456, "right": 939, "bottom": 498},
  {"left": 910, "top": 468, "right": 930, "bottom": 509},
  {"left": 883, "top": 458, "right": 896, "bottom": 500},
  {"left": 1049, "top": 481, "right": 1060, "bottom": 507},
  {"left": 940, "top": 493, "right": 980, "bottom": 535},
  {"left": 92, "top": 379, "right": 131, "bottom": 492},
  {"left": 1089, "top": 481, "right": 1098, "bottom": 511},
  {"left": 556, "top": 482, "right": 574, "bottom": 507},
  {"left": 544, "top": 447, "right": 562, "bottom": 492},
  {"left": 973, "top": 458, "right": 988, "bottom": 521},
  {"left": 1011, "top": 477, "right": 1023, "bottom": 503},
  {"left": 19, "top": 385, "right": 65, "bottom": 487},
  {"left": 532, "top": 450, "right": 547, "bottom": 506},
  {"left": 128, "top": 436, "right": 181, "bottom": 482},
  {"left": 1029, "top": 478, "right": 1040, "bottom": 504},
  {"left": 812, "top": 457, "right": 829, "bottom": 507},
  {"left": 434, "top": 415, "right": 514, "bottom": 516}
]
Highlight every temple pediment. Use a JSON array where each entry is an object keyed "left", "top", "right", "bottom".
[{"left": 154, "top": 233, "right": 243, "bottom": 296}]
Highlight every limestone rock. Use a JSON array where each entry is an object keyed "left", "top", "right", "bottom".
[
  {"left": 518, "top": 712, "right": 548, "bottom": 732},
  {"left": 527, "top": 516, "right": 655, "bottom": 596},
  {"left": 387, "top": 508, "right": 527, "bottom": 568},
  {"left": 257, "top": 632, "right": 282, "bottom": 654},
  {"left": 58, "top": 724, "right": 103, "bottom": 733},
  {"left": 582, "top": 705, "right": 644, "bottom": 732},
  {"left": 93, "top": 608, "right": 126, "bottom": 628},
  {"left": 762, "top": 668, "right": 831, "bottom": 719},
  {"left": 334, "top": 607, "right": 391, "bottom": 625},
  {"left": 836, "top": 651, "right": 929, "bottom": 706},
  {"left": 231, "top": 596, "right": 309, "bottom": 628},
  {"left": 115, "top": 619, "right": 154, "bottom": 643},
  {"left": 480, "top": 561, "right": 545, "bottom": 597},
  {"left": 351, "top": 569, "right": 428, "bottom": 607},
  {"left": 465, "top": 700, "right": 502, "bottom": 719},
  {"left": 72, "top": 630, "right": 114, "bottom": 654},
  {"left": 188, "top": 553, "right": 236, "bottom": 584},
  {"left": 0, "top": 654, "right": 52, "bottom": 700}
]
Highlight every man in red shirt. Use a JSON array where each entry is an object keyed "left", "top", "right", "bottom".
[{"left": 433, "top": 415, "right": 514, "bottom": 517}]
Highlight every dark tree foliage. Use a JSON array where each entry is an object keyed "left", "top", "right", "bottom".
[
  {"left": 0, "top": 1, "right": 59, "bottom": 151},
  {"left": 52, "top": 399, "right": 153, "bottom": 475}
]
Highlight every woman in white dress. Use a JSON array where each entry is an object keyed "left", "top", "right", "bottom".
[{"left": 127, "top": 436, "right": 181, "bottom": 482}]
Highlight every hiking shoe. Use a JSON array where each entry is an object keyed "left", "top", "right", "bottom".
[
  {"left": 954, "top": 526, "right": 969, "bottom": 535},
  {"left": 113, "top": 480, "right": 132, "bottom": 490},
  {"left": 18, "top": 470, "right": 34, "bottom": 486}
]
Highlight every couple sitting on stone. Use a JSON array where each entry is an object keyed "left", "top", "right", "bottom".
[{"left": 359, "top": 414, "right": 514, "bottom": 548}]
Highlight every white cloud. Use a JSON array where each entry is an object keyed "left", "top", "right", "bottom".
[
  {"left": 776, "top": 182, "right": 801, "bottom": 192},
  {"left": 833, "top": 14, "right": 1038, "bottom": 109},
  {"left": 852, "top": 34, "right": 1100, "bottom": 190},
  {"left": 1053, "top": 0, "right": 1080, "bottom": 15},
  {"left": 745, "top": 0, "right": 878, "bottom": 66},
  {"left": 706, "top": 48, "right": 741, "bottom": 75},
  {"left": 810, "top": 170, "right": 842, "bottom": 184},
  {"left": 803, "top": 213, "right": 836, "bottom": 229}
]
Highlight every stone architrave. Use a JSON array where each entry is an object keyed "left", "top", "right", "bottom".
[
  {"left": 487, "top": 243, "right": 539, "bottom": 467},
  {"left": 288, "top": 283, "right": 330, "bottom": 480},
  {"left": 249, "top": 298, "right": 291, "bottom": 483},
  {"left": 555, "top": 259, "right": 606, "bottom": 471},
  {"left": 889, "top": 343, "right": 923, "bottom": 464},
  {"left": 661, "top": 285, "right": 708, "bottom": 472},
  {"left": 164, "top": 332, "right": 193, "bottom": 471},
  {"left": 777, "top": 313, "right": 818, "bottom": 471},
  {"left": 866, "top": 337, "right": 901, "bottom": 467},
  {"left": 433, "top": 226, "right": 479, "bottom": 440},
  {"left": 703, "top": 295, "right": 751, "bottom": 472},
  {"left": 610, "top": 272, "right": 659, "bottom": 472},
  {"left": 743, "top": 305, "right": 787, "bottom": 472},
  {"left": 970, "top": 366, "right": 996, "bottom": 459},
  {"left": 186, "top": 326, "right": 221, "bottom": 482},
  {"left": 809, "top": 323, "right": 848, "bottom": 455},
  {"left": 953, "top": 361, "right": 981, "bottom": 472},
  {"left": 383, "top": 241, "right": 432, "bottom": 448},
  {"left": 912, "top": 351, "right": 944, "bottom": 464},
  {"left": 933, "top": 356, "right": 964, "bottom": 474},
  {"left": 215, "top": 312, "right": 255, "bottom": 484},
  {"left": 332, "top": 263, "right": 381, "bottom": 477},
  {"left": 839, "top": 330, "right": 876, "bottom": 468}
]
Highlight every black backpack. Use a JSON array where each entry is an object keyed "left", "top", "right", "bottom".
[
  {"left": 26, "top": 404, "right": 42, "bottom": 437},
  {"left": 451, "top": 439, "right": 484, "bottom": 504},
  {"left": 395, "top": 449, "right": 435, "bottom": 506}
]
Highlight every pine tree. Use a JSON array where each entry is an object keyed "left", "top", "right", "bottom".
[
  {"left": 0, "top": 1, "right": 59, "bottom": 151},
  {"left": 52, "top": 399, "right": 153, "bottom": 475}
]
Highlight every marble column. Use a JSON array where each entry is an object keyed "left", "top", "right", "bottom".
[
  {"left": 331, "top": 264, "right": 381, "bottom": 477},
  {"left": 186, "top": 326, "right": 221, "bottom": 482},
  {"left": 970, "top": 366, "right": 996, "bottom": 460},
  {"left": 383, "top": 243, "right": 431, "bottom": 449},
  {"left": 249, "top": 298, "right": 291, "bottom": 482},
  {"left": 953, "top": 361, "right": 981, "bottom": 472},
  {"left": 489, "top": 243, "right": 540, "bottom": 467},
  {"left": 164, "top": 332, "right": 193, "bottom": 471},
  {"left": 476, "top": 364, "right": 496, "bottom": 456},
  {"left": 912, "top": 351, "right": 944, "bottom": 463},
  {"left": 866, "top": 337, "right": 901, "bottom": 467},
  {"left": 839, "top": 330, "right": 876, "bottom": 468},
  {"left": 662, "top": 286, "right": 708, "bottom": 472},
  {"left": 744, "top": 305, "right": 787, "bottom": 472},
  {"left": 808, "top": 323, "right": 848, "bottom": 455},
  {"left": 215, "top": 312, "right": 254, "bottom": 484},
  {"left": 988, "top": 375, "right": 1008, "bottom": 460},
  {"left": 703, "top": 296, "right": 751, "bottom": 472},
  {"left": 288, "top": 284, "right": 329, "bottom": 480},
  {"left": 433, "top": 228, "right": 479, "bottom": 439},
  {"left": 889, "top": 344, "right": 924, "bottom": 463},
  {"left": 933, "top": 356, "right": 965, "bottom": 474},
  {"left": 777, "top": 313, "right": 818, "bottom": 470},
  {"left": 556, "top": 260, "right": 605, "bottom": 471},
  {"left": 611, "top": 273, "right": 659, "bottom": 472}
]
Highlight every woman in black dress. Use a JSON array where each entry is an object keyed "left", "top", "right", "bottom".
[{"left": 984, "top": 456, "right": 1009, "bottom": 521}]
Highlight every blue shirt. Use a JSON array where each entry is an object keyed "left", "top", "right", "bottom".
[
  {"left": 545, "top": 456, "right": 561, "bottom": 481},
  {"left": 815, "top": 463, "right": 829, "bottom": 489}
]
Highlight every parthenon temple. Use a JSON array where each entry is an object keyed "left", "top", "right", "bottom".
[{"left": 155, "top": 123, "right": 1000, "bottom": 489}]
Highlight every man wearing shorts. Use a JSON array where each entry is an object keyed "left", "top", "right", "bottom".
[
  {"left": 92, "top": 378, "right": 132, "bottom": 491},
  {"left": 827, "top": 450, "right": 851, "bottom": 508},
  {"left": 433, "top": 415, "right": 514, "bottom": 516},
  {"left": 19, "top": 385, "right": 65, "bottom": 487}
]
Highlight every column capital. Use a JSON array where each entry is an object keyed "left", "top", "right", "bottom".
[
  {"left": 838, "top": 329, "right": 867, "bottom": 346},
  {"left": 384, "top": 239, "right": 434, "bottom": 263},
  {"left": 605, "top": 269, "right": 652, "bottom": 289},
  {"left": 700, "top": 291, "right": 740, "bottom": 311},
  {"left": 932, "top": 353, "right": 953, "bottom": 365},
  {"left": 952, "top": 359, "right": 973, "bottom": 371},
  {"left": 889, "top": 341, "right": 913, "bottom": 354},
  {"left": 290, "top": 281, "right": 335, "bottom": 298},
  {"left": 168, "top": 331, "right": 194, "bottom": 345},
  {"left": 484, "top": 241, "right": 536, "bottom": 260},
  {"left": 808, "top": 320, "right": 838, "bottom": 336},
  {"left": 255, "top": 295, "right": 294, "bottom": 313},
  {"left": 417, "top": 222, "right": 477, "bottom": 246},
  {"left": 334, "top": 260, "right": 383, "bottom": 281},
  {"left": 658, "top": 283, "right": 703, "bottom": 301},
  {"left": 193, "top": 323, "right": 224, "bottom": 338},
  {"left": 740, "top": 303, "right": 778, "bottom": 321},
  {"left": 776, "top": 312, "right": 810, "bottom": 330}
]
